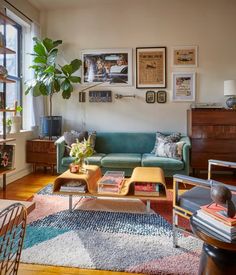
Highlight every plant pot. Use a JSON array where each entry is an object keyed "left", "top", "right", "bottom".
[
  {"left": 6, "top": 126, "right": 11, "bottom": 134},
  {"left": 11, "top": 116, "right": 21, "bottom": 133},
  {"left": 40, "top": 116, "right": 62, "bottom": 138},
  {"left": 69, "top": 163, "right": 79, "bottom": 173}
]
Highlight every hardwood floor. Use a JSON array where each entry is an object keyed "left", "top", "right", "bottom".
[{"left": 2, "top": 170, "right": 235, "bottom": 275}]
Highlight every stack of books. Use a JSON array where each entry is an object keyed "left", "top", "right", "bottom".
[
  {"left": 193, "top": 203, "right": 236, "bottom": 241},
  {"left": 60, "top": 181, "right": 87, "bottom": 193},
  {"left": 134, "top": 183, "right": 159, "bottom": 196},
  {"left": 98, "top": 171, "right": 124, "bottom": 194}
]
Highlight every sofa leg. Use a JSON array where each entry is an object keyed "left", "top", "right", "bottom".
[{"left": 173, "top": 211, "right": 179, "bottom": 248}]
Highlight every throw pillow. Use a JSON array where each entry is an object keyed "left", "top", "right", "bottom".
[
  {"left": 151, "top": 132, "right": 181, "bottom": 154},
  {"left": 155, "top": 138, "right": 185, "bottom": 160},
  {"left": 64, "top": 130, "right": 88, "bottom": 155},
  {"left": 88, "top": 131, "right": 97, "bottom": 151}
]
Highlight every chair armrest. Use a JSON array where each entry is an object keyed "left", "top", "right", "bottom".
[
  {"left": 55, "top": 136, "right": 66, "bottom": 173},
  {"left": 180, "top": 136, "right": 191, "bottom": 175}
]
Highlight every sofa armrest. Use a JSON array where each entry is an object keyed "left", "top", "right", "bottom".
[
  {"left": 180, "top": 136, "right": 191, "bottom": 175},
  {"left": 55, "top": 136, "right": 66, "bottom": 173}
]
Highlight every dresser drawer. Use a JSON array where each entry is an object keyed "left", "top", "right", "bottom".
[
  {"left": 191, "top": 139, "right": 236, "bottom": 153},
  {"left": 191, "top": 110, "right": 236, "bottom": 125},
  {"left": 191, "top": 125, "right": 236, "bottom": 138}
]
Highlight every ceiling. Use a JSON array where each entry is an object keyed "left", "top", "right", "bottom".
[{"left": 27, "top": 0, "right": 113, "bottom": 11}]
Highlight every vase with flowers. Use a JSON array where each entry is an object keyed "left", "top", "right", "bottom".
[{"left": 69, "top": 138, "right": 94, "bottom": 173}]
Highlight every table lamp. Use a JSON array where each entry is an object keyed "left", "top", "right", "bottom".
[{"left": 224, "top": 80, "right": 236, "bottom": 109}]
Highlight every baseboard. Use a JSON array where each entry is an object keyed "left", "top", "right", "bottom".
[{"left": 0, "top": 166, "right": 33, "bottom": 186}]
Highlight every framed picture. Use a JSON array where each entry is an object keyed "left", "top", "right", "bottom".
[
  {"left": 157, "top": 91, "right": 167, "bottom": 103},
  {"left": 172, "top": 46, "right": 198, "bottom": 67},
  {"left": 136, "top": 47, "right": 166, "bottom": 89},
  {"left": 172, "top": 72, "right": 196, "bottom": 102},
  {"left": 81, "top": 48, "right": 132, "bottom": 86},
  {"left": 89, "top": 90, "right": 112, "bottom": 102},
  {"left": 146, "top": 91, "right": 155, "bottom": 103}
]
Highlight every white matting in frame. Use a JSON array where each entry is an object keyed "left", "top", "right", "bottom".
[{"left": 172, "top": 72, "right": 196, "bottom": 102}]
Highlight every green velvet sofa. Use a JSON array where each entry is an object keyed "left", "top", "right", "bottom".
[{"left": 55, "top": 132, "right": 191, "bottom": 177}]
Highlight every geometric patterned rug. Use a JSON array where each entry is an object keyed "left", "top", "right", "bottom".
[{"left": 21, "top": 184, "right": 201, "bottom": 274}]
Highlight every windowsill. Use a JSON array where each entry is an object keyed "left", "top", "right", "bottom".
[{"left": 1, "top": 130, "right": 34, "bottom": 137}]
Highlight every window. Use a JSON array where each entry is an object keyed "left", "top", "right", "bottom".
[{"left": 0, "top": 20, "right": 22, "bottom": 132}]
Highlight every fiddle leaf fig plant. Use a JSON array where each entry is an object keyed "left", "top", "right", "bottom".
[{"left": 25, "top": 37, "right": 82, "bottom": 116}]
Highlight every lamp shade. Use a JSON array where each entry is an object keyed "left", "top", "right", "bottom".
[{"left": 224, "top": 80, "right": 236, "bottom": 96}]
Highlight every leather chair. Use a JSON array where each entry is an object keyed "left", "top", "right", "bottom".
[{"left": 173, "top": 159, "right": 236, "bottom": 248}]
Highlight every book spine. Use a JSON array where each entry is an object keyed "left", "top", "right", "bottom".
[
  {"left": 197, "top": 210, "right": 236, "bottom": 234},
  {"left": 134, "top": 191, "right": 159, "bottom": 196},
  {"left": 193, "top": 215, "right": 236, "bottom": 240}
]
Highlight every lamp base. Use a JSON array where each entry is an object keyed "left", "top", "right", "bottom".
[{"left": 226, "top": 97, "right": 236, "bottom": 110}]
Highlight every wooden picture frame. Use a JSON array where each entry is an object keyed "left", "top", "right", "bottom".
[
  {"left": 146, "top": 91, "right": 155, "bottom": 103},
  {"left": 157, "top": 91, "right": 167, "bottom": 103},
  {"left": 81, "top": 48, "right": 132, "bottom": 86},
  {"left": 172, "top": 46, "right": 198, "bottom": 67},
  {"left": 172, "top": 72, "right": 196, "bottom": 102},
  {"left": 136, "top": 47, "right": 166, "bottom": 89}
]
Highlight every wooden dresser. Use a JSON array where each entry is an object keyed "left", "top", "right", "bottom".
[
  {"left": 187, "top": 108, "right": 236, "bottom": 173},
  {"left": 26, "top": 139, "right": 56, "bottom": 174}
]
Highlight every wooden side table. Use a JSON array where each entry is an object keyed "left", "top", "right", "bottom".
[
  {"left": 26, "top": 139, "right": 56, "bottom": 175},
  {"left": 190, "top": 215, "right": 236, "bottom": 275}
]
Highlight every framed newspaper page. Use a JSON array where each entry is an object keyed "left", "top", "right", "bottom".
[
  {"left": 172, "top": 72, "right": 196, "bottom": 102},
  {"left": 172, "top": 46, "right": 198, "bottom": 67},
  {"left": 136, "top": 47, "right": 166, "bottom": 89}
]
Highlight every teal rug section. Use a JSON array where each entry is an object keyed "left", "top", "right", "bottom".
[{"left": 24, "top": 225, "right": 69, "bottom": 249}]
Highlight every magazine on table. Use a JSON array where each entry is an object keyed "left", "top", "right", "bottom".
[{"left": 60, "top": 181, "right": 87, "bottom": 192}]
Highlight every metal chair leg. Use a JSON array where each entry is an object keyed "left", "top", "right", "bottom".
[{"left": 173, "top": 211, "right": 179, "bottom": 248}]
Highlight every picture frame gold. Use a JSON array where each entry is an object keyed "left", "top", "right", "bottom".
[{"left": 136, "top": 47, "right": 166, "bottom": 89}]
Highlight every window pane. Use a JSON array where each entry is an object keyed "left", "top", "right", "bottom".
[{"left": 6, "top": 25, "right": 18, "bottom": 76}]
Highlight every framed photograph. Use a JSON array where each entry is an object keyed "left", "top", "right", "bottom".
[
  {"left": 136, "top": 47, "right": 166, "bottom": 89},
  {"left": 157, "top": 91, "right": 167, "bottom": 103},
  {"left": 146, "top": 91, "right": 155, "bottom": 103},
  {"left": 81, "top": 48, "right": 132, "bottom": 86},
  {"left": 172, "top": 72, "right": 196, "bottom": 102},
  {"left": 172, "top": 46, "right": 198, "bottom": 67},
  {"left": 89, "top": 90, "right": 112, "bottom": 102}
]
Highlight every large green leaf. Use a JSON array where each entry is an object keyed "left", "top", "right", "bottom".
[
  {"left": 69, "top": 76, "right": 81, "bottom": 83},
  {"left": 61, "top": 79, "right": 71, "bottom": 91},
  {"left": 53, "top": 79, "right": 60, "bottom": 92},
  {"left": 43, "top": 38, "right": 62, "bottom": 52},
  {"left": 25, "top": 85, "right": 32, "bottom": 95},
  {"left": 44, "top": 65, "right": 56, "bottom": 74},
  {"left": 71, "top": 59, "right": 82, "bottom": 73},
  {"left": 47, "top": 49, "right": 58, "bottom": 65},
  {"left": 34, "top": 56, "right": 47, "bottom": 64},
  {"left": 61, "top": 64, "right": 73, "bottom": 76},
  {"left": 62, "top": 83, "right": 73, "bottom": 99},
  {"left": 39, "top": 83, "right": 48, "bottom": 95},
  {"left": 33, "top": 41, "right": 46, "bottom": 57},
  {"left": 32, "top": 83, "right": 42, "bottom": 96}
]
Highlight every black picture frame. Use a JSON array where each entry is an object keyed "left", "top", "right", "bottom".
[
  {"left": 136, "top": 47, "right": 167, "bottom": 89},
  {"left": 89, "top": 90, "right": 112, "bottom": 102},
  {"left": 146, "top": 91, "right": 155, "bottom": 103},
  {"left": 157, "top": 91, "right": 167, "bottom": 103}
]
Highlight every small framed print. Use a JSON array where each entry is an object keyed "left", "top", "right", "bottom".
[
  {"left": 172, "top": 46, "right": 198, "bottom": 67},
  {"left": 172, "top": 72, "right": 196, "bottom": 102},
  {"left": 89, "top": 90, "right": 112, "bottom": 102},
  {"left": 146, "top": 90, "right": 155, "bottom": 103},
  {"left": 157, "top": 91, "right": 167, "bottom": 103}
]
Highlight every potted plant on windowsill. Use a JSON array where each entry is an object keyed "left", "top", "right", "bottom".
[
  {"left": 11, "top": 105, "right": 22, "bottom": 133},
  {"left": 25, "top": 37, "right": 82, "bottom": 139}
]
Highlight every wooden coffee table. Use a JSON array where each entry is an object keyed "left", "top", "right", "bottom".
[{"left": 53, "top": 165, "right": 167, "bottom": 212}]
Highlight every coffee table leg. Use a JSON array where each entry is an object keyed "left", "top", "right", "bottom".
[
  {"left": 146, "top": 200, "right": 150, "bottom": 213},
  {"left": 69, "top": 195, "right": 73, "bottom": 212}
]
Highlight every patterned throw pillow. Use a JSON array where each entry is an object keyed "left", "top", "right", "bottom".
[
  {"left": 151, "top": 132, "right": 181, "bottom": 154},
  {"left": 88, "top": 131, "right": 97, "bottom": 150},
  {"left": 63, "top": 130, "right": 88, "bottom": 155},
  {"left": 154, "top": 138, "right": 185, "bottom": 160}
]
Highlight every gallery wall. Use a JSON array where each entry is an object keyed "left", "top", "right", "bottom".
[{"left": 40, "top": 0, "right": 236, "bottom": 134}]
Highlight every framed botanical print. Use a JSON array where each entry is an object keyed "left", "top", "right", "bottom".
[
  {"left": 172, "top": 72, "right": 196, "bottom": 102},
  {"left": 172, "top": 46, "right": 198, "bottom": 67},
  {"left": 146, "top": 90, "right": 155, "bottom": 103},
  {"left": 81, "top": 48, "right": 132, "bottom": 86},
  {"left": 136, "top": 47, "right": 166, "bottom": 89}
]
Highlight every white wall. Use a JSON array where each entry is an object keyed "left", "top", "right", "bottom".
[{"left": 41, "top": 0, "right": 236, "bottom": 134}]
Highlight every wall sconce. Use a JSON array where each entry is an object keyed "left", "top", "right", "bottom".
[{"left": 115, "top": 94, "right": 136, "bottom": 99}]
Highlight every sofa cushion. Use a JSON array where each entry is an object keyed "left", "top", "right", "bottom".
[
  {"left": 178, "top": 187, "right": 212, "bottom": 213},
  {"left": 142, "top": 153, "right": 184, "bottom": 170},
  {"left": 86, "top": 153, "right": 106, "bottom": 166},
  {"left": 101, "top": 153, "right": 141, "bottom": 168},
  {"left": 61, "top": 156, "right": 76, "bottom": 166}
]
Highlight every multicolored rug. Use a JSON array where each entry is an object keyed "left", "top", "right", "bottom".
[{"left": 21, "top": 185, "right": 201, "bottom": 274}]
